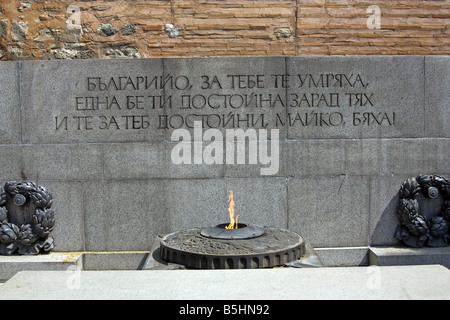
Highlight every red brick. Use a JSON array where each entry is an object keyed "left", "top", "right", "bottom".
[{"left": 0, "top": 0, "right": 448, "bottom": 60}]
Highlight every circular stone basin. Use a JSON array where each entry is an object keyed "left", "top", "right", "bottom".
[
  {"left": 160, "top": 226, "right": 305, "bottom": 269},
  {"left": 200, "top": 223, "right": 265, "bottom": 239}
]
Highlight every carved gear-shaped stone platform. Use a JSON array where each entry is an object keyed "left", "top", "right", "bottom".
[{"left": 160, "top": 226, "right": 305, "bottom": 269}]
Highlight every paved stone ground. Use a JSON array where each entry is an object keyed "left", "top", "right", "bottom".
[{"left": 0, "top": 265, "right": 448, "bottom": 300}]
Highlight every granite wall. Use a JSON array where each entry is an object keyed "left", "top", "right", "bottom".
[{"left": 0, "top": 56, "right": 448, "bottom": 265}]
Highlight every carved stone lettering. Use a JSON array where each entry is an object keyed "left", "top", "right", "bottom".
[{"left": 52, "top": 71, "right": 394, "bottom": 133}]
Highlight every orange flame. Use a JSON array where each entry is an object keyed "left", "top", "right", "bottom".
[{"left": 225, "top": 190, "right": 239, "bottom": 229}]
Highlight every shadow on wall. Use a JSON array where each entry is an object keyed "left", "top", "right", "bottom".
[{"left": 371, "top": 193, "right": 401, "bottom": 247}]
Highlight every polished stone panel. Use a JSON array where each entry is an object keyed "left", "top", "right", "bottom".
[{"left": 0, "top": 57, "right": 447, "bottom": 263}]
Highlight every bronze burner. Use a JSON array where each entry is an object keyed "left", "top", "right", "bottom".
[
  {"left": 200, "top": 223, "right": 265, "bottom": 239},
  {"left": 159, "top": 225, "right": 305, "bottom": 269}
]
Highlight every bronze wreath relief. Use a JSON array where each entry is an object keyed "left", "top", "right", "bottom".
[
  {"left": 0, "top": 181, "right": 55, "bottom": 255},
  {"left": 396, "top": 175, "right": 450, "bottom": 248}
]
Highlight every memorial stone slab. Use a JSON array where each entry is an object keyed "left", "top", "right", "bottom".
[
  {"left": 20, "top": 59, "right": 166, "bottom": 144},
  {"left": 0, "top": 62, "right": 20, "bottom": 144},
  {"left": 163, "top": 177, "right": 288, "bottom": 232},
  {"left": 0, "top": 146, "right": 22, "bottom": 181},
  {"left": 286, "top": 56, "right": 425, "bottom": 139},
  {"left": 20, "top": 144, "right": 103, "bottom": 181},
  {"left": 0, "top": 57, "right": 447, "bottom": 261},
  {"left": 425, "top": 56, "right": 450, "bottom": 138},
  {"left": 17, "top": 57, "right": 431, "bottom": 145},
  {"left": 82, "top": 180, "right": 166, "bottom": 251},
  {"left": 288, "top": 175, "right": 370, "bottom": 248},
  {"left": 42, "top": 181, "right": 85, "bottom": 252},
  {"left": 161, "top": 57, "right": 288, "bottom": 141}
]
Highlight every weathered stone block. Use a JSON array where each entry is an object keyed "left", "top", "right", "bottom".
[
  {"left": 0, "top": 57, "right": 447, "bottom": 263},
  {"left": 20, "top": 59, "right": 165, "bottom": 144},
  {"left": 11, "top": 20, "right": 28, "bottom": 41},
  {"left": 369, "top": 175, "right": 406, "bottom": 246},
  {"left": 162, "top": 57, "right": 288, "bottom": 141},
  {"left": 82, "top": 181, "right": 166, "bottom": 251},
  {"left": 120, "top": 24, "right": 136, "bottom": 36},
  {"left": 224, "top": 138, "right": 285, "bottom": 177},
  {"left": 103, "top": 143, "right": 165, "bottom": 180},
  {"left": 103, "top": 142, "right": 225, "bottom": 179},
  {"left": 0, "top": 146, "right": 23, "bottom": 181},
  {"left": 21, "top": 144, "right": 103, "bottom": 181},
  {"left": 97, "top": 24, "right": 115, "bottom": 37},
  {"left": 34, "top": 27, "right": 55, "bottom": 42},
  {"left": 286, "top": 56, "right": 424, "bottom": 139},
  {"left": 164, "top": 178, "right": 288, "bottom": 232},
  {"left": 224, "top": 177, "right": 288, "bottom": 228},
  {"left": 82, "top": 252, "right": 148, "bottom": 270},
  {"left": 436, "top": 139, "right": 450, "bottom": 173},
  {"left": 164, "top": 179, "right": 226, "bottom": 232},
  {"left": 315, "top": 247, "right": 369, "bottom": 267},
  {"left": 58, "top": 25, "right": 82, "bottom": 43},
  {"left": 104, "top": 46, "right": 141, "bottom": 59},
  {"left": 370, "top": 246, "right": 450, "bottom": 269},
  {"left": 0, "top": 62, "right": 20, "bottom": 144},
  {"left": 345, "top": 139, "right": 446, "bottom": 176},
  {"left": 0, "top": 252, "right": 82, "bottom": 282},
  {"left": 164, "top": 142, "right": 225, "bottom": 179},
  {"left": 425, "top": 56, "right": 450, "bottom": 138},
  {"left": 0, "top": 20, "right": 6, "bottom": 38},
  {"left": 285, "top": 139, "right": 346, "bottom": 177},
  {"left": 41, "top": 181, "right": 85, "bottom": 252},
  {"left": 288, "top": 176, "right": 370, "bottom": 248}
]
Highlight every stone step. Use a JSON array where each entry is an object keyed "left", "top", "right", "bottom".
[
  {"left": 369, "top": 246, "right": 450, "bottom": 269},
  {"left": 0, "top": 252, "right": 82, "bottom": 282},
  {"left": 1, "top": 246, "right": 449, "bottom": 283},
  {"left": 0, "top": 265, "right": 448, "bottom": 300},
  {"left": 0, "top": 251, "right": 149, "bottom": 281}
]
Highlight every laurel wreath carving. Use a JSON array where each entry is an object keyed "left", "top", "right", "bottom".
[
  {"left": 396, "top": 175, "right": 450, "bottom": 247},
  {"left": 0, "top": 181, "right": 55, "bottom": 255}
]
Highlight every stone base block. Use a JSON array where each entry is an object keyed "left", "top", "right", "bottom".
[
  {"left": 2, "top": 246, "right": 448, "bottom": 283},
  {"left": 0, "top": 251, "right": 149, "bottom": 282},
  {"left": 82, "top": 251, "right": 149, "bottom": 270},
  {"left": 0, "top": 252, "right": 82, "bottom": 282},
  {"left": 369, "top": 246, "right": 450, "bottom": 269},
  {"left": 315, "top": 247, "right": 370, "bottom": 267}
]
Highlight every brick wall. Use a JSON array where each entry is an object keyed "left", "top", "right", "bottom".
[{"left": 0, "top": 0, "right": 448, "bottom": 60}]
